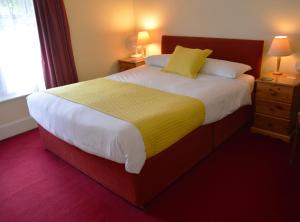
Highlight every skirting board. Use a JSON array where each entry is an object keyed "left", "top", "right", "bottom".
[{"left": 0, "top": 117, "right": 37, "bottom": 141}]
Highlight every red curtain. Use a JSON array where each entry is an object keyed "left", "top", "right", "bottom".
[{"left": 33, "top": 0, "right": 78, "bottom": 89}]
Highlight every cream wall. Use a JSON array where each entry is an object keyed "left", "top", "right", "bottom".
[
  {"left": 64, "top": 0, "right": 135, "bottom": 81},
  {"left": 0, "top": 96, "right": 37, "bottom": 140},
  {"left": 133, "top": 0, "right": 300, "bottom": 74}
]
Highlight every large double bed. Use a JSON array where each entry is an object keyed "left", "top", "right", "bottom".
[{"left": 27, "top": 35, "right": 264, "bottom": 207}]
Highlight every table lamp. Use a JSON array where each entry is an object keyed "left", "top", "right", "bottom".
[
  {"left": 137, "top": 31, "right": 151, "bottom": 58},
  {"left": 268, "top": 36, "right": 292, "bottom": 75}
]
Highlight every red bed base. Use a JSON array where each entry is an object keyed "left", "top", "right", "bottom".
[
  {"left": 39, "top": 106, "right": 252, "bottom": 207},
  {"left": 39, "top": 36, "right": 264, "bottom": 207}
]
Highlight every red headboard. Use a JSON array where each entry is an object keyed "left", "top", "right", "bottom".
[{"left": 161, "top": 35, "right": 264, "bottom": 78}]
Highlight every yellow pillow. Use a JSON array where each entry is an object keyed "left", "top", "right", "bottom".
[{"left": 162, "top": 46, "right": 213, "bottom": 79}]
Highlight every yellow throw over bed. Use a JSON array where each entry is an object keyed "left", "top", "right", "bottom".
[{"left": 46, "top": 78, "right": 205, "bottom": 158}]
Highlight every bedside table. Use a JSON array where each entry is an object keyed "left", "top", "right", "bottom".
[
  {"left": 251, "top": 73, "right": 300, "bottom": 142},
  {"left": 118, "top": 57, "right": 145, "bottom": 72}
]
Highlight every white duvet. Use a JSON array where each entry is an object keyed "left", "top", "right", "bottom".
[{"left": 27, "top": 65, "right": 254, "bottom": 174}]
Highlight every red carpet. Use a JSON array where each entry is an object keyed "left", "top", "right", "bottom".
[{"left": 0, "top": 128, "right": 299, "bottom": 222}]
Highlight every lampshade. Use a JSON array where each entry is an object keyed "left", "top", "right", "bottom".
[
  {"left": 137, "top": 31, "right": 151, "bottom": 45},
  {"left": 268, "top": 36, "right": 292, "bottom": 57}
]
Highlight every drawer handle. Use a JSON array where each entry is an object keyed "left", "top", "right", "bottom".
[
  {"left": 267, "top": 123, "right": 273, "bottom": 128},
  {"left": 270, "top": 91, "right": 278, "bottom": 96}
]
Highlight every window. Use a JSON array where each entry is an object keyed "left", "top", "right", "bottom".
[{"left": 0, "top": 0, "right": 44, "bottom": 102}]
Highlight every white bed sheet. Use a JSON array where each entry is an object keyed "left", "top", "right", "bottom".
[{"left": 27, "top": 65, "right": 254, "bottom": 174}]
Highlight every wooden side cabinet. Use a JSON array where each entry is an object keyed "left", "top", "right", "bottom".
[
  {"left": 118, "top": 57, "right": 145, "bottom": 72},
  {"left": 251, "top": 73, "right": 300, "bottom": 142}
]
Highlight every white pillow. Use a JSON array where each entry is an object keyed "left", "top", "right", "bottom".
[
  {"left": 201, "top": 58, "right": 252, "bottom": 78},
  {"left": 145, "top": 54, "right": 252, "bottom": 79},
  {"left": 145, "top": 54, "right": 170, "bottom": 67}
]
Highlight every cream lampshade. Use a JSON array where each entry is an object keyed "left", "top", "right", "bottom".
[
  {"left": 137, "top": 31, "right": 151, "bottom": 57},
  {"left": 268, "top": 36, "right": 292, "bottom": 75}
]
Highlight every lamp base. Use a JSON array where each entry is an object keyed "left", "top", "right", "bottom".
[
  {"left": 273, "top": 71, "right": 283, "bottom": 75},
  {"left": 141, "top": 47, "right": 147, "bottom": 58},
  {"left": 273, "top": 57, "right": 283, "bottom": 75},
  {"left": 130, "top": 53, "right": 143, "bottom": 58}
]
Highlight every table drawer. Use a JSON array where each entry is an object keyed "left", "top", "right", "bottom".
[
  {"left": 255, "top": 100, "right": 291, "bottom": 119},
  {"left": 119, "top": 61, "right": 145, "bottom": 72},
  {"left": 254, "top": 114, "right": 291, "bottom": 134},
  {"left": 256, "top": 82, "right": 293, "bottom": 103},
  {"left": 119, "top": 62, "right": 136, "bottom": 71}
]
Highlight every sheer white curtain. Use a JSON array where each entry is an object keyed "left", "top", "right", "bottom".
[{"left": 0, "top": 0, "right": 44, "bottom": 101}]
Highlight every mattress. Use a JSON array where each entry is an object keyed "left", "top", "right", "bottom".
[{"left": 27, "top": 65, "right": 254, "bottom": 174}]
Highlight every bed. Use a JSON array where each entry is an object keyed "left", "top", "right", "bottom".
[{"left": 27, "top": 35, "right": 264, "bottom": 207}]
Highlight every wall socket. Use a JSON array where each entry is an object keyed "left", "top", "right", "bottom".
[{"left": 296, "top": 61, "right": 300, "bottom": 72}]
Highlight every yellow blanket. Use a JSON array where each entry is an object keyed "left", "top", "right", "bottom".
[{"left": 46, "top": 78, "right": 205, "bottom": 158}]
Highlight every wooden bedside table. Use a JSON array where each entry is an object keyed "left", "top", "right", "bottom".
[
  {"left": 251, "top": 73, "right": 300, "bottom": 142},
  {"left": 118, "top": 57, "right": 145, "bottom": 72}
]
